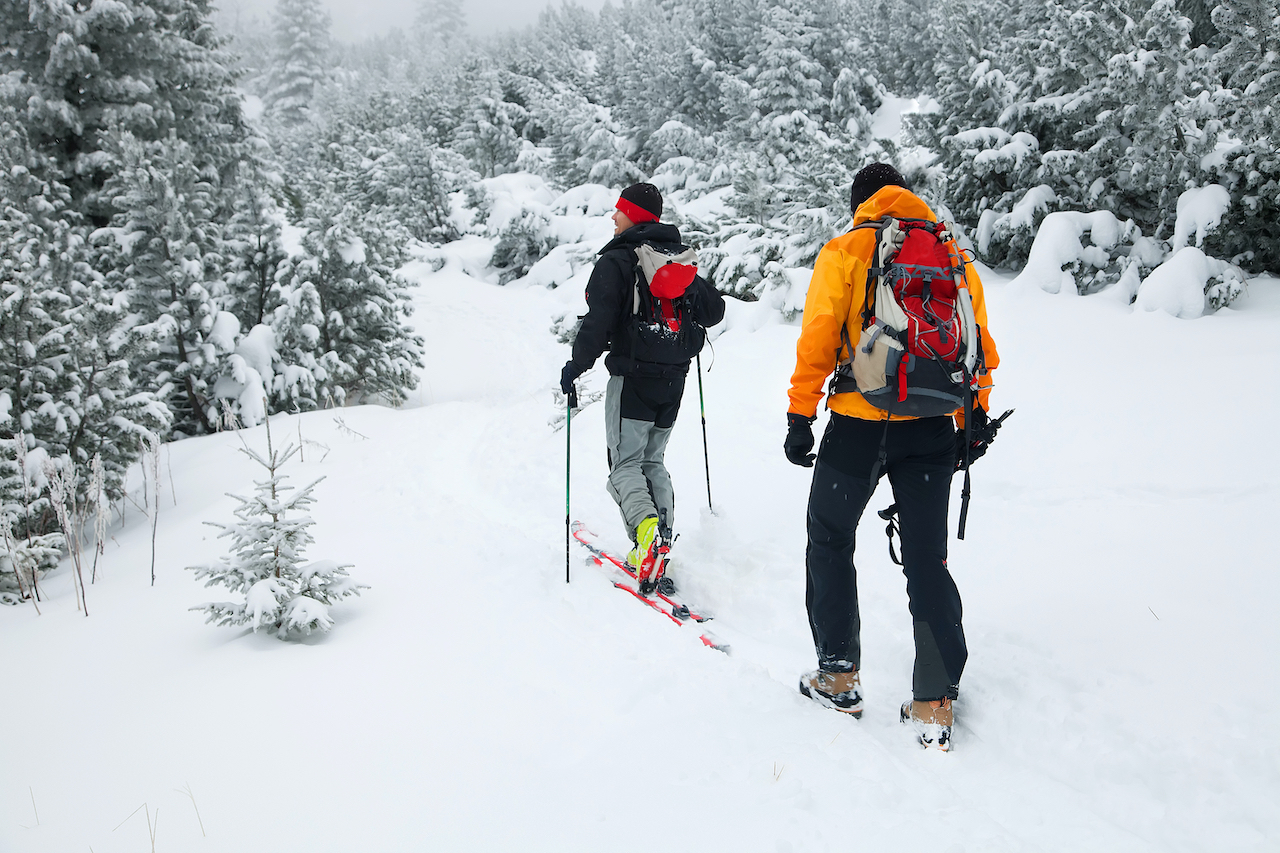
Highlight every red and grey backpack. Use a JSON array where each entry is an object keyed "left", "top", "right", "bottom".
[
  {"left": 621, "top": 242, "right": 706, "bottom": 366},
  {"left": 830, "top": 217, "right": 984, "bottom": 417}
]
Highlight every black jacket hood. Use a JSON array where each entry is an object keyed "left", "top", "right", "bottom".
[{"left": 599, "top": 222, "right": 684, "bottom": 255}]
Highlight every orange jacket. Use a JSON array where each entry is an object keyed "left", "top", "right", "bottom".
[{"left": 787, "top": 186, "right": 999, "bottom": 426}]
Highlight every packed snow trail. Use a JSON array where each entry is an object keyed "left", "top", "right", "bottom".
[{"left": 1, "top": 241, "right": 1277, "bottom": 851}]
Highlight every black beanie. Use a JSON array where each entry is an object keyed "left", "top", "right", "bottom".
[
  {"left": 850, "top": 163, "right": 909, "bottom": 215},
  {"left": 617, "top": 182, "right": 663, "bottom": 223}
]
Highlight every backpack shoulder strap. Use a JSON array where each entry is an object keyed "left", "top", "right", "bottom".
[
  {"left": 626, "top": 244, "right": 648, "bottom": 316},
  {"left": 851, "top": 216, "right": 896, "bottom": 330}
]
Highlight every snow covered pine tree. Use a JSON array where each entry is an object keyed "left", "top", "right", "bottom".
[{"left": 188, "top": 417, "right": 365, "bottom": 639}]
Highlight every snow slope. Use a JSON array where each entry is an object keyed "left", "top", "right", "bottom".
[{"left": 2, "top": 235, "right": 1278, "bottom": 851}]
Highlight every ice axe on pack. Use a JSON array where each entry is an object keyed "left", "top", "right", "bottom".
[
  {"left": 878, "top": 408, "right": 1015, "bottom": 561},
  {"left": 956, "top": 406, "right": 1013, "bottom": 539},
  {"left": 956, "top": 408, "right": 1015, "bottom": 472}
]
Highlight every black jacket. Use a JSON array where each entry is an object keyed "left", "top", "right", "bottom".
[{"left": 571, "top": 222, "right": 726, "bottom": 378}]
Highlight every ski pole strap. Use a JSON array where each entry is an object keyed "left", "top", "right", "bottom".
[{"left": 877, "top": 504, "right": 903, "bottom": 566}]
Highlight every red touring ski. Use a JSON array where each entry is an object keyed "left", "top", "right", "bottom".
[{"left": 571, "top": 522, "right": 728, "bottom": 653}]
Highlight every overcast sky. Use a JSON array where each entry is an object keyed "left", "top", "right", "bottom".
[{"left": 217, "top": 0, "right": 610, "bottom": 41}]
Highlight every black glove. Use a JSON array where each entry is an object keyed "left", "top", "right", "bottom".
[
  {"left": 955, "top": 406, "right": 995, "bottom": 470},
  {"left": 560, "top": 361, "right": 583, "bottom": 408},
  {"left": 784, "top": 413, "right": 817, "bottom": 467}
]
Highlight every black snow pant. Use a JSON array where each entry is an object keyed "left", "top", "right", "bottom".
[{"left": 805, "top": 413, "right": 966, "bottom": 701}]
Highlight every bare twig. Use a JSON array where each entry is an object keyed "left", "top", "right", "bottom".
[
  {"left": 144, "top": 434, "right": 161, "bottom": 586},
  {"left": 772, "top": 762, "right": 785, "bottom": 782},
  {"left": 91, "top": 454, "right": 105, "bottom": 584},
  {"left": 176, "top": 783, "right": 206, "bottom": 837},
  {"left": 29, "top": 786, "right": 38, "bottom": 824},
  {"left": 47, "top": 459, "right": 89, "bottom": 615},
  {"left": 332, "top": 416, "right": 369, "bottom": 441},
  {"left": 166, "top": 444, "right": 176, "bottom": 507},
  {"left": 302, "top": 439, "right": 331, "bottom": 463},
  {"left": 111, "top": 801, "right": 159, "bottom": 851},
  {"left": 113, "top": 802, "right": 146, "bottom": 832},
  {"left": 218, "top": 398, "right": 240, "bottom": 432},
  {"left": 122, "top": 492, "right": 147, "bottom": 515}
]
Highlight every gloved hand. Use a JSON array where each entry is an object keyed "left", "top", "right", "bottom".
[
  {"left": 784, "top": 413, "right": 818, "bottom": 467},
  {"left": 955, "top": 406, "right": 995, "bottom": 470},
  {"left": 560, "top": 361, "right": 583, "bottom": 408}
]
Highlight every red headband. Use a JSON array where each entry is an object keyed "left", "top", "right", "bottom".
[{"left": 616, "top": 197, "right": 659, "bottom": 224}]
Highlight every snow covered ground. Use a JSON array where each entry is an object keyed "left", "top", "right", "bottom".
[{"left": 3, "top": 207, "right": 1279, "bottom": 851}]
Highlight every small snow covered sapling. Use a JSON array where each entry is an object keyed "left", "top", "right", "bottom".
[
  {"left": 45, "top": 457, "right": 91, "bottom": 615},
  {"left": 1, "top": 433, "right": 63, "bottom": 610},
  {"left": 188, "top": 415, "right": 365, "bottom": 639}
]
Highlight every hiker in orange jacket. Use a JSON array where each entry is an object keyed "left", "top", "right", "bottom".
[{"left": 785, "top": 163, "right": 1000, "bottom": 751}]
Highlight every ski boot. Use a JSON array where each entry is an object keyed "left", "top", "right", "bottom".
[
  {"left": 629, "top": 516, "right": 673, "bottom": 596},
  {"left": 626, "top": 516, "right": 659, "bottom": 574}
]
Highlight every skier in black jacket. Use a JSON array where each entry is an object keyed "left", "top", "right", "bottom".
[{"left": 560, "top": 182, "right": 725, "bottom": 574}]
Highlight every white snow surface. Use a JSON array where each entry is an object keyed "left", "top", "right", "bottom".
[{"left": 3, "top": 214, "right": 1279, "bottom": 853}]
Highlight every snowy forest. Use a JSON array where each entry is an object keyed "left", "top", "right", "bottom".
[{"left": 1, "top": 0, "right": 1277, "bottom": 589}]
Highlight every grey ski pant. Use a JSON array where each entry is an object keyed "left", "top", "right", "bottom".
[{"left": 604, "top": 374, "right": 683, "bottom": 539}]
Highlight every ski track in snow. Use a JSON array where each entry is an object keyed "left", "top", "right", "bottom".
[{"left": 1, "top": 246, "right": 1278, "bottom": 851}]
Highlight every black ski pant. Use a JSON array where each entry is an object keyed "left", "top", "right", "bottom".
[{"left": 805, "top": 413, "right": 966, "bottom": 701}]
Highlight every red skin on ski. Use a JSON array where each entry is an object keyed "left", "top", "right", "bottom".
[{"left": 571, "top": 522, "right": 726, "bottom": 653}]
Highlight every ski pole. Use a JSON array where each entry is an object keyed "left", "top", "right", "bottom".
[
  {"left": 565, "top": 385, "right": 576, "bottom": 584},
  {"left": 696, "top": 354, "right": 713, "bottom": 514}
]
